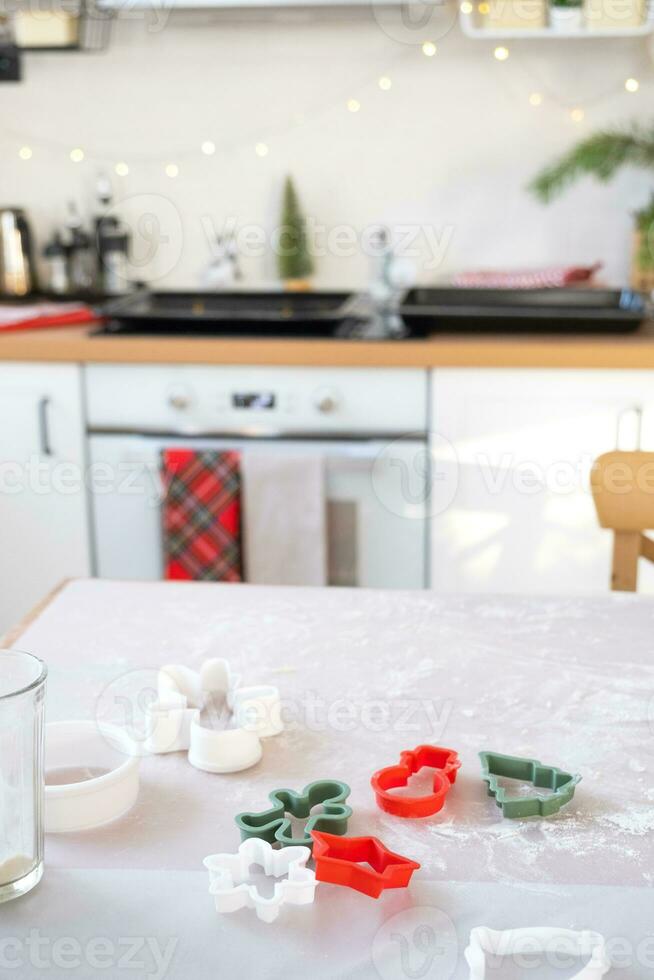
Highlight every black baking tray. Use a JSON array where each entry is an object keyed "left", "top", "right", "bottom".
[
  {"left": 399, "top": 287, "right": 648, "bottom": 334},
  {"left": 99, "top": 290, "right": 361, "bottom": 337}
]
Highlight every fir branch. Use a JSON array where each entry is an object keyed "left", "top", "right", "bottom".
[{"left": 529, "top": 123, "right": 654, "bottom": 202}]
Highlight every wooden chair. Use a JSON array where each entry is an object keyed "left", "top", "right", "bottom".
[{"left": 591, "top": 451, "right": 654, "bottom": 591}]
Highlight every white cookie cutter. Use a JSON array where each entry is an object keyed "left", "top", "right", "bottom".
[
  {"left": 144, "top": 658, "right": 283, "bottom": 773},
  {"left": 45, "top": 721, "right": 140, "bottom": 833},
  {"left": 204, "top": 838, "right": 317, "bottom": 923},
  {"left": 465, "top": 927, "right": 611, "bottom": 980}
]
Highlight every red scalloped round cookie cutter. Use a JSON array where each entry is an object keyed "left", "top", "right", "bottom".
[{"left": 371, "top": 744, "right": 461, "bottom": 817}]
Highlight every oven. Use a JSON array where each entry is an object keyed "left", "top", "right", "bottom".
[{"left": 85, "top": 365, "right": 429, "bottom": 589}]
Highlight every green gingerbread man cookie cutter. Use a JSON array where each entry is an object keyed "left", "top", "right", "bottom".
[
  {"left": 235, "top": 779, "right": 352, "bottom": 849},
  {"left": 480, "top": 751, "right": 581, "bottom": 818}
]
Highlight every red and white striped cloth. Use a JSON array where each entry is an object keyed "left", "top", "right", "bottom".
[{"left": 452, "top": 264, "right": 602, "bottom": 290}]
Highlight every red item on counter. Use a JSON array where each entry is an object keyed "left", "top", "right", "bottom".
[
  {"left": 452, "top": 263, "right": 602, "bottom": 289},
  {"left": 0, "top": 303, "right": 101, "bottom": 332},
  {"left": 160, "top": 448, "right": 242, "bottom": 583}
]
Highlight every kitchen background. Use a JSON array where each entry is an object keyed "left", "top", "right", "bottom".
[
  {"left": 3, "top": 10, "right": 653, "bottom": 288},
  {"left": 3, "top": 4, "right": 654, "bottom": 636}
]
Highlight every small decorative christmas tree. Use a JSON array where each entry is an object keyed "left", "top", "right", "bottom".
[
  {"left": 278, "top": 176, "right": 314, "bottom": 288},
  {"left": 530, "top": 121, "right": 654, "bottom": 276}
]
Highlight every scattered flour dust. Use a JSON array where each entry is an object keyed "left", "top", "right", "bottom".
[
  {"left": 421, "top": 802, "right": 654, "bottom": 884},
  {"left": 599, "top": 808, "right": 654, "bottom": 836}
]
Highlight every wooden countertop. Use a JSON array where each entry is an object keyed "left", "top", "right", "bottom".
[{"left": 2, "top": 322, "right": 654, "bottom": 368}]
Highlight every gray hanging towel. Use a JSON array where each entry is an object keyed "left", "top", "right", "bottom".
[{"left": 241, "top": 453, "right": 327, "bottom": 586}]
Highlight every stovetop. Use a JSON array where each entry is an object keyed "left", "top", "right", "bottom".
[
  {"left": 93, "top": 287, "right": 649, "bottom": 339},
  {"left": 95, "top": 289, "right": 394, "bottom": 339}
]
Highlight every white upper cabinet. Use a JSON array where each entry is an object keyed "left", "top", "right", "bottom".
[
  {"left": 0, "top": 364, "right": 91, "bottom": 635},
  {"left": 429, "top": 368, "right": 654, "bottom": 595}
]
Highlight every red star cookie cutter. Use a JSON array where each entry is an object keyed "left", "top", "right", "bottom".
[
  {"left": 371, "top": 744, "right": 461, "bottom": 818},
  {"left": 311, "top": 831, "right": 420, "bottom": 899}
]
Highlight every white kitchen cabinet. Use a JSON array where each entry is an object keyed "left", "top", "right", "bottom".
[
  {"left": 430, "top": 369, "right": 654, "bottom": 595},
  {"left": 0, "top": 364, "right": 91, "bottom": 634}
]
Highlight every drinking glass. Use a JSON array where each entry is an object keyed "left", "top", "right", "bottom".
[{"left": 0, "top": 650, "right": 47, "bottom": 903}]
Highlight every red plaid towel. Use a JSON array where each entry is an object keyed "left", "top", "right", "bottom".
[{"left": 161, "top": 449, "right": 242, "bottom": 582}]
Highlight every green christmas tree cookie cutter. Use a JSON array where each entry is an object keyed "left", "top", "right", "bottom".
[
  {"left": 235, "top": 779, "right": 352, "bottom": 849},
  {"left": 479, "top": 751, "right": 581, "bottom": 818}
]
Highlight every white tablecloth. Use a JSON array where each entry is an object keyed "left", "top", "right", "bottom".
[{"left": 3, "top": 580, "right": 654, "bottom": 979}]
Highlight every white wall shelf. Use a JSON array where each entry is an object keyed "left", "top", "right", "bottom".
[
  {"left": 98, "top": 0, "right": 417, "bottom": 8},
  {"left": 459, "top": 4, "right": 654, "bottom": 36}
]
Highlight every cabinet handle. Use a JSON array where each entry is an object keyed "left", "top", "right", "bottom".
[
  {"left": 615, "top": 405, "right": 643, "bottom": 451},
  {"left": 38, "top": 397, "right": 52, "bottom": 456}
]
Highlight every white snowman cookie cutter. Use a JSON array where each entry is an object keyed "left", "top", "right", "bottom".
[
  {"left": 144, "top": 658, "right": 283, "bottom": 773},
  {"left": 204, "top": 838, "right": 317, "bottom": 923},
  {"left": 465, "top": 927, "right": 611, "bottom": 980}
]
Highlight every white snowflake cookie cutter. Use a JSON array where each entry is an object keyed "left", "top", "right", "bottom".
[
  {"left": 204, "top": 838, "right": 317, "bottom": 923},
  {"left": 144, "top": 658, "right": 283, "bottom": 773},
  {"left": 465, "top": 927, "right": 611, "bottom": 980}
]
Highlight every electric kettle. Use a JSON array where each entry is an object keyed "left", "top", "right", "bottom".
[{"left": 0, "top": 207, "right": 37, "bottom": 297}]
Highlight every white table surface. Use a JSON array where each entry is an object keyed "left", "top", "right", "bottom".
[{"left": 3, "top": 580, "right": 654, "bottom": 980}]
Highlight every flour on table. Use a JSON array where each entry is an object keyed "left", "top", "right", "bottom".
[{"left": 598, "top": 808, "right": 654, "bottom": 836}]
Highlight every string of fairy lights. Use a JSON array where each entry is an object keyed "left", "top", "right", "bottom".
[{"left": 8, "top": 10, "right": 652, "bottom": 176}]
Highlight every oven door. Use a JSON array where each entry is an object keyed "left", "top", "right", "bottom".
[{"left": 88, "top": 434, "right": 428, "bottom": 589}]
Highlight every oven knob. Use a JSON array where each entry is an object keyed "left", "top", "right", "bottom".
[
  {"left": 168, "top": 389, "right": 191, "bottom": 411},
  {"left": 314, "top": 389, "right": 339, "bottom": 414}
]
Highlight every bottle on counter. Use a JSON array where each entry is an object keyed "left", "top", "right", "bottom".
[
  {"left": 42, "top": 233, "right": 69, "bottom": 295},
  {"left": 93, "top": 173, "right": 133, "bottom": 295},
  {"left": 63, "top": 201, "right": 94, "bottom": 293},
  {"left": 97, "top": 218, "right": 130, "bottom": 296}
]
